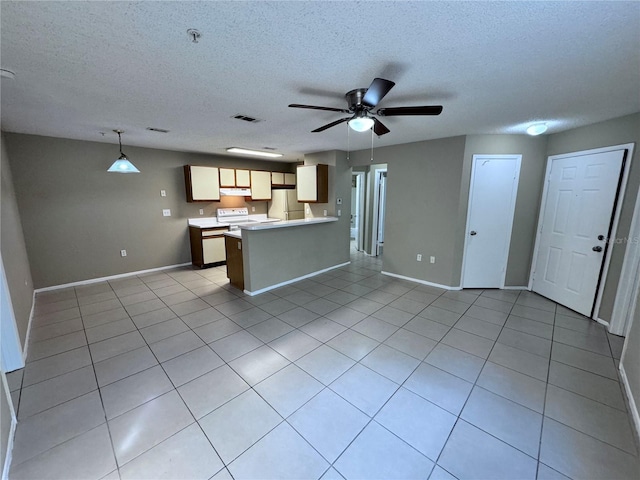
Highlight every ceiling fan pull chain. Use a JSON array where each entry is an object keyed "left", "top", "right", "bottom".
[
  {"left": 347, "top": 123, "right": 350, "bottom": 161},
  {"left": 370, "top": 127, "right": 374, "bottom": 163}
]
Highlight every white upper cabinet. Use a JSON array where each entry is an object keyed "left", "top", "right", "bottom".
[
  {"left": 184, "top": 165, "right": 220, "bottom": 202},
  {"left": 297, "top": 164, "right": 328, "bottom": 203},
  {"left": 236, "top": 169, "right": 251, "bottom": 187},
  {"left": 250, "top": 170, "right": 272, "bottom": 200},
  {"left": 219, "top": 168, "right": 236, "bottom": 187}
]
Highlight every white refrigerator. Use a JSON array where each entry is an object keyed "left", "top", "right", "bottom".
[{"left": 268, "top": 189, "right": 304, "bottom": 221}]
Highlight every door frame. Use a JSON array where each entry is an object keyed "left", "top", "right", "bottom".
[
  {"left": 352, "top": 172, "right": 366, "bottom": 252},
  {"left": 461, "top": 154, "right": 522, "bottom": 289},
  {"left": 1, "top": 254, "right": 24, "bottom": 372},
  {"left": 528, "top": 143, "right": 634, "bottom": 322},
  {"left": 610, "top": 143, "right": 639, "bottom": 335},
  {"left": 371, "top": 168, "right": 387, "bottom": 256}
]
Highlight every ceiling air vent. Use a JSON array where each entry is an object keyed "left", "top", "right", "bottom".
[
  {"left": 232, "top": 114, "right": 262, "bottom": 123},
  {"left": 146, "top": 127, "right": 170, "bottom": 133}
]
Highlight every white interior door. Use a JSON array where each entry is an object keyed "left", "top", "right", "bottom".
[
  {"left": 462, "top": 155, "right": 521, "bottom": 288},
  {"left": 532, "top": 149, "right": 625, "bottom": 316}
]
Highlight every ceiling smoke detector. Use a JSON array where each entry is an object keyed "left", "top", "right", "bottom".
[{"left": 187, "top": 29, "right": 201, "bottom": 43}]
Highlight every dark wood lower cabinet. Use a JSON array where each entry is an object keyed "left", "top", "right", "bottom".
[{"left": 225, "top": 236, "right": 244, "bottom": 290}]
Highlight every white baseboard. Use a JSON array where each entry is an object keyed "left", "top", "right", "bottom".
[
  {"left": 22, "top": 290, "right": 36, "bottom": 363},
  {"left": 244, "top": 262, "right": 351, "bottom": 296},
  {"left": 502, "top": 285, "right": 529, "bottom": 290},
  {"left": 595, "top": 316, "right": 610, "bottom": 329},
  {"left": 381, "top": 271, "right": 461, "bottom": 291},
  {"left": 34, "top": 262, "right": 193, "bottom": 293},
  {"left": 1, "top": 373, "right": 17, "bottom": 480},
  {"left": 619, "top": 363, "right": 640, "bottom": 444}
]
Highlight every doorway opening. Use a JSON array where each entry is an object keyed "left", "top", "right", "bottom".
[
  {"left": 351, "top": 172, "right": 365, "bottom": 252},
  {"left": 372, "top": 169, "right": 387, "bottom": 256}
]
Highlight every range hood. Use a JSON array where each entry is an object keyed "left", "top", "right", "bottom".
[{"left": 219, "top": 188, "right": 252, "bottom": 196}]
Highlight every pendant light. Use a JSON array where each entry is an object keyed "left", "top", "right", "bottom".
[{"left": 108, "top": 130, "right": 140, "bottom": 173}]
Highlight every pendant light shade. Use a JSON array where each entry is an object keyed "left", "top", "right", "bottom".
[{"left": 108, "top": 130, "right": 140, "bottom": 173}]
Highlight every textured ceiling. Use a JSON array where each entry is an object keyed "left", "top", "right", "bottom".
[{"left": 1, "top": 1, "right": 639, "bottom": 162}]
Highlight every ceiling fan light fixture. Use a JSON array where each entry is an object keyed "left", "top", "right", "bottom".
[
  {"left": 526, "top": 123, "right": 548, "bottom": 136},
  {"left": 108, "top": 130, "right": 140, "bottom": 173},
  {"left": 348, "top": 116, "right": 374, "bottom": 132}
]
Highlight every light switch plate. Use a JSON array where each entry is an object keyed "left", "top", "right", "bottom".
[
  {"left": 199, "top": 209, "right": 204, "bottom": 215},
  {"left": 160, "top": 190, "right": 167, "bottom": 197},
  {"left": 162, "top": 209, "right": 171, "bottom": 217}
]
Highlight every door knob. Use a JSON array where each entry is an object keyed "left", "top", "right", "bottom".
[
  {"left": 470, "top": 231, "right": 477, "bottom": 236},
  {"left": 592, "top": 246, "right": 603, "bottom": 252},
  {"left": 597, "top": 235, "right": 605, "bottom": 241}
]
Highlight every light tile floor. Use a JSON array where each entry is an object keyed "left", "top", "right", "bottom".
[{"left": 6, "top": 248, "right": 639, "bottom": 479}]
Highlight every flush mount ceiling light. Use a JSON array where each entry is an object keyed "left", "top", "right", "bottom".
[
  {"left": 0, "top": 68, "right": 16, "bottom": 80},
  {"left": 526, "top": 123, "right": 548, "bottom": 136},
  {"left": 348, "top": 114, "right": 375, "bottom": 132},
  {"left": 226, "top": 147, "right": 283, "bottom": 158},
  {"left": 107, "top": 130, "right": 140, "bottom": 173}
]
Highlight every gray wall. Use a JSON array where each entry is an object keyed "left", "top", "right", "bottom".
[
  {"left": 351, "top": 136, "right": 468, "bottom": 286},
  {"left": 462, "top": 135, "right": 548, "bottom": 286},
  {"left": 4, "top": 133, "right": 294, "bottom": 288},
  {"left": 621, "top": 285, "right": 640, "bottom": 428},
  {"left": 546, "top": 113, "right": 640, "bottom": 322},
  {"left": 1, "top": 134, "right": 33, "bottom": 347}
]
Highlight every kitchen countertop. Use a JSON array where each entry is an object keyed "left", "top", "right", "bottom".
[
  {"left": 224, "top": 230, "right": 242, "bottom": 239},
  {"left": 237, "top": 216, "right": 339, "bottom": 230},
  {"left": 188, "top": 214, "right": 280, "bottom": 229}
]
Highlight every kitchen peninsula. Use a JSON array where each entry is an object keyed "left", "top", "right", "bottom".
[{"left": 224, "top": 216, "right": 345, "bottom": 295}]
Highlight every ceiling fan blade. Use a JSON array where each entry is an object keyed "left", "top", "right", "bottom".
[
  {"left": 376, "top": 105, "right": 443, "bottom": 116},
  {"left": 311, "top": 117, "right": 350, "bottom": 132},
  {"left": 373, "top": 118, "right": 390, "bottom": 136},
  {"left": 289, "top": 104, "right": 350, "bottom": 113},
  {"left": 362, "top": 78, "right": 396, "bottom": 108}
]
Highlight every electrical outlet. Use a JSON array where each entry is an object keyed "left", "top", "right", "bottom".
[
  {"left": 162, "top": 209, "right": 171, "bottom": 217},
  {"left": 306, "top": 207, "right": 310, "bottom": 214},
  {"left": 338, "top": 209, "right": 341, "bottom": 216},
  {"left": 430, "top": 256, "right": 436, "bottom": 264},
  {"left": 120, "top": 250, "right": 127, "bottom": 257},
  {"left": 323, "top": 209, "right": 327, "bottom": 216},
  {"left": 251, "top": 206, "right": 255, "bottom": 212},
  {"left": 199, "top": 209, "right": 204, "bottom": 215},
  {"left": 160, "top": 190, "right": 167, "bottom": 197},
  {"left": 417, "top": 254, "right": 422, "bottom": 262}
]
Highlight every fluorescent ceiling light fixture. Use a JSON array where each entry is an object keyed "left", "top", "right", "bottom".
[
  {"left": 108, "top": 130, "right": 140, "bottom": 173},
  {"left": 348, "top": 116, "right": 374, "bottom": 132},
  {"left": 226, "top": 147, "right": 283, "bottom": 158},
  {"left": 526, "top": 123, "right": 548, "bottom": 136}
]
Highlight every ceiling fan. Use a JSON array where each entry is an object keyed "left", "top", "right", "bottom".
[{"left": 289, "top": 77, "right": 443, "bottom": 136}]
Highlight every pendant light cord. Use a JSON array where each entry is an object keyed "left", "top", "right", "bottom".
[{"left": 117, "top": 131, "right": 123, "bottom": 155}]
